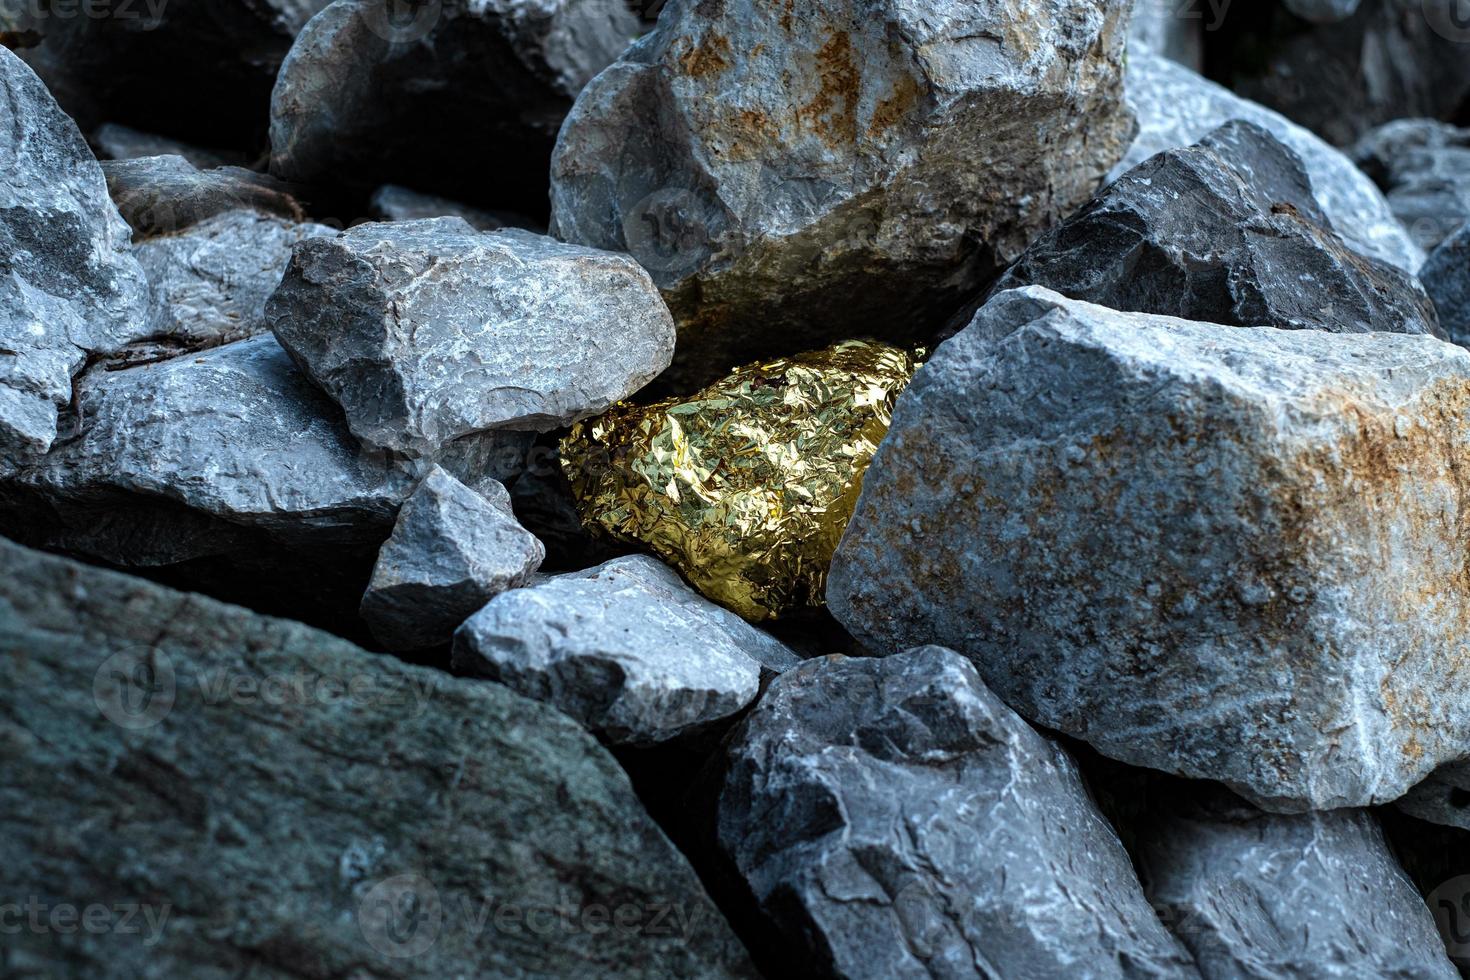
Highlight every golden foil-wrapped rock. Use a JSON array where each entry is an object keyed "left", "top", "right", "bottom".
[{"left": 560, "top": 341, "right": 919, "bottom": 622}]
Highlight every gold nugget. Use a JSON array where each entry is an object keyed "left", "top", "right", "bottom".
[{"left": 560, "top": 340, "right": 919, "bottom": 622}]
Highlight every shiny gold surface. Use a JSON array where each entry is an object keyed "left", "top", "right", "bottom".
[{"left": 561, "top": 340, "right": 919, "bottom": 622}]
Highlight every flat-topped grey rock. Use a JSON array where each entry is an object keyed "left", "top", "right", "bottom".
[
  {"left": 103, "top": 155, "right": 306, "bottom": 237},
  {"left": 268, "top": 219, "right": 675, "bottom": 459},
  {"left": 0, "top": 537, "right": 755, "bottom": 978},
  {"left": 453, "top": 555, "right": 801, "bottom": 745},
  {"left": 995, "top": 121, "right": 1440, "bottom": 337},
  {"left": 1136, "top": 794, "right": 1456, "bottom": 978},
  {"left": 1352, "top": 119, "right": 1470, "bottom": 252},
  {"left": 1423, "top": 223, "right": 1470, "bottom": 348},
  {"left": 551, "top": 0, "right": 1134, "bottom": 385},
  {"left": 1118, "top": 50, "right": 1421, "bottom": 273},
  {"left": 0, "top": 48, "right": 154, "bottom": 474},
  {"left": 362, "top": 467, "right": 545, "bottom": 651},
  {"left": 830, "top": 287, "right": 1470, "bottom": 812},
  {"left": 717, "top": 646, "right": 1197, "bottom": 979},
  {"left": 270, "top": 0, "right": 635, "bottom": 211}
]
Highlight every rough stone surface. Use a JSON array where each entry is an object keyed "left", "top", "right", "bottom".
[
  {"left": 103, "top": 155, "right": 307, "bottom": 237},
  {"left": 829, "top": 286, "right": 1470, "bottom": 813},
  {"left": 1118, "top": 50, "right": 1421, "bottom": 273},
  {"left": 91, "top": 122, "right": 241, "bottom": 169},
  {"left": 0, "top": 48, "right": 154, "bottom": 472},
  {"left": 1128, "top": 0, "right": 1202, "bottom": 70},
  {"left": 135, "top": 210, "right": 337, "bottom": 354},
  {"left": 368, "top": 184, "right": 536, "bottom": 232},
  {"left": 1397, "top": 759, "right": 1470, "bottom": 832},
  {"left": 1282, "top": 0, "right": 1362, "bottom": 22},
  {"left": 270, "top": 0, "right": 636, "bottom": 212},
  {"left": 453, "top": 555, "right": 801, "bottom": 746},
  {"left": 0, "top": 537, "right": 756, "bottom": 978},
  {"left": 361, "top": 466, "right": 545, "bottom": 651},
  {"left": 717, "top": 646, "right": 1197, "bottom": 979},
  {"left": 995, "top": 121, "right": 1441, "bottom": 337},
  {"left": 1424, "top": 222, "right": 1470, "bottom": 347},
  {"left": 1351, "top": 119, "right": 1470, "bottom": 253},
  {"left": 551, "top": 0, "right": 1135, "bottom": 385},
  {"left": 1136, "top": 793, "right": 1456, "bottom": 978},
  {"left": 268, "top": 219, "right": 675, "bottom": 459}
]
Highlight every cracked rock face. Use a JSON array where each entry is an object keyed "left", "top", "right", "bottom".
[
  {"left": 268, "top": 219, "right": 676, "bottom": 459},
  {"left": 551, "top": 0, "right": 1135, "bottom": 385},
  {"left": 995, "top": 121, "right": 1441, "bottom": 337},
  {"left": 0, "top": 537, "right": 755, "bottom": 978},
  {"left": 1424, "top": 222, "right": 1470, "bottom": 348},
  {"left": 1351, "top": 119, "right": 1470, "bottom": 253},
  {"left": 1118, "top": 50, "right": 1421, "bottom": 273},
  {"left": 103, "top": 155, "right": 307, "bottom": 238},
  {"left": 716, "top": 646, "right": 1197, "bottom": 979},
  {"left": 361, "top": 466, "right": 545, "bottom": 652},
  {"left": 453, "top": 555, "right": 801, "bottom": 746},
  {"left": 829, "top": 286, "right": 1470, "bottom": 812},
  {"left": 1136, "top": 794, "right": 1456, "bottom": 979},
  {"left": 0, "top": 48, "right": 154, "bottom": 473},
  {"left": 269, "top": 0, "right": 636, "bottom": 212}
]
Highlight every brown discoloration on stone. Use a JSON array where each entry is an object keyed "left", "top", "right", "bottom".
[
  {"left": 868, "top": 72, "right": 923, "bottom": 138},
  {"left": 799, "top": 31, "right": 860, "bottom": 148},
  {"left": 680, "top": 33, "right": 732, "bottom": 78}
]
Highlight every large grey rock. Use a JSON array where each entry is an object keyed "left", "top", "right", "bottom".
[
  {"left": 1118, "top": 50, "right": 1422, "bottom": 273},
  {"left": 268, "top": 219, "right": 675, "bottom": 459},
  {"left": 453, "top": 555, "right": 801, "bottom": 746},
  {"left": 0, "top": 537, "right": 755, "bottom": 978},
  {"left": 1352, "top": 119, "right": 1470, "bottom": 253},
  {"left": 717, "top": 646, "right": 1197, "bottom": 979},
  {"left": 103, "top": 155, "right": 306, "bottom": 238},
  {"left": 270, "top": 0, "right": 636, "bottom": 212},
  {"left": 1137, "top": 794, "right": 1456, "bottom": 978},
  {"left": 551, "top": 0, "right": 1135, "bottom": 385},
  {"left": 829, "top": 286, "right": 1470, "bottom": 813},
  {"left": 0, "top": 48, "right": 154, "bottom": 473},
  {"left": 1128, "top": 0, "right": 1203, "bottom": 70},
  {"left": 994, "top": 121, "right": 1441, "bottom": 337},
  {"left": 361, "top": 466, "right": 545, "bottom": 651},
  {"left": 1398, "top": 759, "right": 1470, "bottom": 832},
  {"left": 1424, "top": 222, "right": 1470, "bottom": 347},
  {"left": 134, "top": 210, "right": 337, "bottom": 354}
]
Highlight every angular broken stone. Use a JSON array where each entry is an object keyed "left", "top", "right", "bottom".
[
  {"left": 361, "top": 467, "right": 545, "bottom": 652},
  {"left": 368, "top": 184, "right": 535, "bottom": 232},
  {"left": 1119, "top": 50, "right": 1421, "bottom": 273},
  {"left": 0, "top": 537, "right": 755, "bottom": 978},
  {"left": 829, "top": 286, "right": 1470, "bottom": 812},
  {"left": 1423, "top": 222, "right": 1470, "bottom": 348},
  {"left": 1136, "top": 793, "right": 1456, "bottom": 978},
  {"left": 1351, "top": 119, "right": 1470, "bottom": 252},
  {"left": 717, "top": 646, "right": 1196, "bottom": 978},
  {"left": 135, "top": 209, "right": 337, "bottom": 354},
  {"left": 453, "top": 555, "right": 801, "bottom": 746},
  {"left": 0, "top": 47, "right": 154, "bottom": 472},
  {"left": 550, "top": 0, "right": 1135, "bottom": 385},
  {"left": 103, "top": 154, "right": 307, "bottom": 237},
  {"left": 995, "top": 121, "right": 1441, "bottom": 337},
  {"left": 270, "top": 0, "right": 636, "bottom": 212},
  {"left": 1398, "top": 759, "right": 1470, "bottom": 833},
  {"left": 267, "top": 219, "right": 675, "bottom": 459}
]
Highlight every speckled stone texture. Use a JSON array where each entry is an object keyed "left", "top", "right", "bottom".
[
  {"left": 830, "top": 286, "right": 1470, "bottom": 812},
  {"left": 453, "top": 555, "right": 800, "bottom": 746},
  {"left": 268, "top": 218, "right": 675, "bottom": 460},
  {"left": 716, "top": 646, "right": 1198, "bottom": 979},
  {"left": 102, "top": 154, "right": 306, "bottom": 237},
  {"left": 551, "top": 0, "right": 1135, "bottom": 385}
]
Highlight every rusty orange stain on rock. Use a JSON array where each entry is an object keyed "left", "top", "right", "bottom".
[
  {"left": 868, "top": 72, "right": 922, "bottom": 137},
  {"left": 798, "top": 32, "right": 860, "bottom": 148},
  {"left": 680, "top": 33, "right": 732, "bottom": 78}
]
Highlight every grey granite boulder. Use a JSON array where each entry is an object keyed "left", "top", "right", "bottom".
[
  {"left": 829, "top": 286, "right": 1470, "bottom": 813},
  {"left": 0, "top": 48, "right": 154, "bottom": 473},
  {"left": 0, "top": 537, "right": 755, "bottom": 978},
  {"left": 1424, "top": 222, "right": 1470, "bottom": 348},
  {"left": 1136, "top": 794, "right": 1456, "bottom": 978},
  {"left": 270, "top": 0, "right": 635, "bottom": 212},
  {"left": 135, "top": 210, "right": 337, "bottom": 354},
  {"left": 1352, "top": 119, "right": 1470, "bottom": 253},
  {"left": 995, "top": 121, "right": 1441, "bottom": 337},
  {"left": 361, "top": 466, "right": 545, "bottom": 651},
  {"left": 103, "top": 155, "right": 306, "bottom": 237},
  {"left": 1282, "top": 0, "right": 1362, "bottom": 22},
  {"left": 453, "top": 555, "right": 801, "bottom": 746},
  {"left": 1118, "top": 50, "right": 1421, "bottom": 273},
  {"left": 368, "top": 184, "right": 536, "bottom": 232},
  {"left": 1398, "top": 759, "right": 1470, "bottom": 832},
  {"left": 268, "top": 219, "right": 675, "bottom": 459},
  {"left": 551, "top": 0, "right": 1135, "bottom": 385},
  {"left": 716, "top": 646, "right": 1198, "bottom": 979}
]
